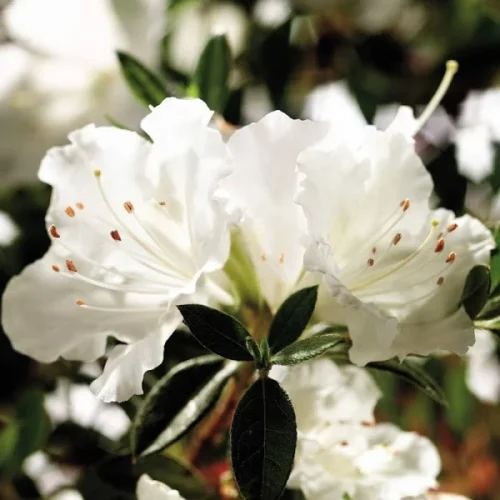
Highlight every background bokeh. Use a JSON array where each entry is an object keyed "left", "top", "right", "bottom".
[{"left": 1, "top": 0, "right": 500, "bottom": 498}]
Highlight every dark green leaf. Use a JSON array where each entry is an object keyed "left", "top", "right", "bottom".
[
  {"left": 231, "top": 377, "right": 296, "bottom": 500},
  {"left": 461, "top": 265, "right": 490, "bottom": 319},
  {"left": 132, "top": 355, "right": 240, "bottom": 457},
  {"left": 444, "top": 362, "right": 476, "bottom": 433},
  {"left": 268, "top": 286, "right": 318, "bottom": 354},
  {"left": 368, "top": 359, "right": 447, "bottom": 406},
  {"left": 271, "top": 333, "right": 348, "bottom": 366},
  {"left": 178, "top": 304, "right": 254, "bottom": 361},
  {"left": 193, "top": 34, "right": 231, "bottom": 112},
  {"left": 489, "top": 224, "right": 500, "bottom": 293},
  {"left": 117, "top": 51, "right": 169, "bottom": 108}
]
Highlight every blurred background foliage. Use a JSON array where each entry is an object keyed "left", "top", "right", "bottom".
[{"left": 1, "top": 0, "right": 500, "bottom": 498}]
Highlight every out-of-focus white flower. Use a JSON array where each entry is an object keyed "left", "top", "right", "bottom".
[
  {"left": 0, "top": 0, "right": 166, "bottom": 185},
  {"left": 0, "top": 211, "right": 19, "bottom": 246},
  {"left": 455, "top": 89, "right": 500, "bottom": 184},
  {"left": 167, "top": 1, "right": 247, "bottom": 75},
  {"left": 277, "top": 359, "right": 441, "bottom": 500},
  {"left": 2, "top": 98, "right": 232, "bottom": 402},
  {"left": 45, "top": 379, "right": 130, "bottom": 439},
  {"left": 465, "top": 329, "right": 500, "bottom": 403},
  {"left": 241, "top": 85, "right": 274, "bottom": 124},
  {"left": 412, "top": 495, "right": 471, "bottom": 500},
  {"left": 253, "top": 0, "right": 291, "bottom": 27},
  {"left": 137, "top": 475, "right": 185, "bottom": 500}
]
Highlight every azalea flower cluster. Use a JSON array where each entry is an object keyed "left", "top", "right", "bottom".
[{"left": 1, "top": 61, "right": 496, "bottom": 499}]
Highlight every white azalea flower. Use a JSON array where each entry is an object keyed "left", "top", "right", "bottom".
[
  {"left": 465, "top": 329, "right": 500, "bottom": 403},
  {"left": 278, "top": 359, "right": 441, "bottom": 500},
  {"left": 455, "top": 88, "right": 500, "bottom": 184},
  {"left": 221, "top": 111, "right": 330, "bottom": 310},
  {"left": 0, "top": 211, "right": 19, "bottom": 246},
  {"left": 137, "top": 474, "right": 185, "bottom": 500},
  {"left": 2, "top": 98, "right": 231, "bottom": 402},
  {"left": 296, "top": 64, "right": 494, "bottom": 365},
  {"left": 0, "top": 0, "right": 165, "bottom": 185}
]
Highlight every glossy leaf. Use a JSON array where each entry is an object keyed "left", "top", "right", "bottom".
[
  {"left": 132, "top": 355, "right": 239, "bottom": 456},
  {"left": 231, "top": 377, "right": 296, "bottom": 500},
  {"left": 268, "top": 286, "right": 318, "bottom": 354},
  {"left": 461, "top": 265, "right": 490, "bottom": 319},
  {"left": 178, "top": 304, "right": 254, "bottom": 361},
  {"left": 194, "top": 34, "right": 231, "bottom": 112},
  {"left": 117, "top": 51, "right": 168, "bottom": 108},
  {"left": 271, "top": 332, "right": 347, "bottom": 365}
]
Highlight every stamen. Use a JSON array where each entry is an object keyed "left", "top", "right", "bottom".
[
  {"left": 76, "top": 303, "right": 168, "bottom": 313},
  {"left": 52, "top": 265, "right": 60, "bottom": 272},
  {"left": 260, "top": 253, "right": 266, "bottom": 261},
  {"left": 434, "top": 238, "right": 445, "bottom": 253},
  {"left": 279, "top": 253, "right": 285, "bottom": 264},
  {"left": 367, "top": 258, "right": 374, "bottom": 267},
  {"left": 447, "top": 223, "right": 458, "bottom": 233},
  {"left": 66, "top": 260, "right": 77, "bottom": 272},
  {"left": 372, "top": 247, "right": 377, "bottom": 254},
  {"left": 76, "top": 300, "right": 85, "bottom": 306},
  {"left": 412, "top": 60, "right": 458, "bottom": 136},
  {"left": 110, "top": 230, "right": 121, "bottom": 241},
  {"left": 437, "top": 232, "right": 443, "bottom": 239},
  {"left": 93, "top": 169, "right": 101, "bottom": 178},
  {"left": 400, "top": 199, "right": 410, "bottom": 212},
  {"left": 76, "top": 202, "right": 85, "bottom": 210},
  {"left": 437, "top": 277, "right": 444, "bottom": 285},
  {"left": 446, "top": 252, "right": 456, "bottom": 263},
  {"left": 65, "top": 206, "right": 76, "bottom": 217},
  {"left": 124, "top": 201, "right": 134, "bottom": 213},
  {"left": 49, "top": 225, "right": 60, "bottom": 238},
  {"left": 159, "top": 201, "right": 166, "bottom": 206},
  {"left": 392, "top": 233, "right": 402, "bottom": 246}
]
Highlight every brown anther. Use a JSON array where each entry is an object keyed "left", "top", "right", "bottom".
[
  {"left": 49, "top": 225, "right": 60, "bottom": 238},
  {"left": 434, "top": 238, "right": 445, "bottom": 253},
  {"left": 124, "top": 201, "right": 134, "bottom": 213},
  {"left": 110, "top": 230, "right": 121, "bottom": 242},
  {"left": 279, "top": 253, "right": 285, "bottom": 264},
  {"left": 159, "top": 201, "right": 166, "bottom": 206},
  {"left": 260, "top": 253, "right": 266, "bottom": 261},
  {"left": 392, "top": 233, "right": 402, "bottom": 245},
  {"left": 437, "top": 277, "right": 444, "bottom": 285},
  {"left": 51, "top": 264, "right": 60, "bottom": 272},
  {"left": 401, "top": 199, "right": 410, "bottom": 212},
  {"left": 76, "top": 202, "right": 85, "bottom": 210},
  {"left": 372, "top": 247, "right": 377, "bottom": 254},
  {"left": 65, "top": 206, "right": 75, "bottom": 217},
  {"left": 65, "top": 260, "right": 77, "bottom": 273},
  {"left": 361, "top": 421, "right": 375, "bottom": 427},
  {"left": 447, "top": 223, "right": 458, "bottom": 233},
  {"left": 76, "top": 300, "right": 85, "bottom": 306},
  {"left": 367, "top": 258, "right": 375, "bottom": 267},
  {"left": 446, "top": 252, "right": 456, "bottom": 264},
  {"left": 340, "top": 441, "right": 348, "bottom": 446}
]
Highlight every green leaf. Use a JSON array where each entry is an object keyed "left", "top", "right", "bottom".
[
  {"left": 231, "top": 377, "right": 296, "bottom": 500},
  {"left": 117, "top": 51, "right": 169, "bottom": 108},
  {"left": 193, "top": 34, "right": 231, "bottom": 112},
  {"left": 268, "top": 286, "right": 318, "bottom": 354},
  {"left": 461, "top": 265, "right": 490, "bottom": 319},
  {"left": 132, "top": 355, "right": 240, "bottom": 456},
  {"left": 178, "top": 304, "right": 254, "bottom": 361},
  {"left": 0, "top": 422, "right": 19, "bottom": 469},
  {"left": 368, "top": 359, "right": 447, "bottom": 406},
  {"left": 271, "top": 332, "right": 348, "bottom": 366}
]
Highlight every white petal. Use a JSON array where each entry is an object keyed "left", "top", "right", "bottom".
[
  {"left": 136, "top": 474, "right": 185, "bottom": 500},
  {"left": 222, "top": 111, "right": 329, "bottom": 309},
  {"left": 90, "top": 310, "right": 181, "bottom": 402},
  {"left": 455, "top": 125, "right": 494, "bottom": 183},
  {"left": 0, "top": 212, "right": 19, "bottom": 246}
]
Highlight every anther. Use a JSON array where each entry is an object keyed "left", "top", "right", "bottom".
[
  {"left": 51, "top": 264, "right": 60, "bottom": 272},
  {"left": 49, "top": 225, "right": 60, "bottom": 238},
  {"left": 392, "top": 233, "right": 402, "bottom": 246},
  {"left": 372, "top": 247, "right": 377, "bottom": 254},
  {"left": 400, "top": 199, "right": 410, "bottom": 212},
  {"left": 110, "top": 230, "right": 121, "bottom": 241},
  {"left": 279, "top": 253, "right": 285, "bottom": 264},
  {"left": 434, "top": 238, "right": 445, "bottom": 253},
  {"left": 437, "top": 232, "right": 443, "bottom": 240},
  {"left": 367, "top": 258, "right": 375, "bottom": 267},
  {"left": 340, "top": 441, "right": 348, "bottom": 446},
  {"left": 260, "top": 253, "right": 266, "bottom": 261},
  {"left": 431, "top": 220, "right": 439, "bottom": 228},
  {"left": 93, "top": 169, "right": 101, "bottom": 178},
  {"left": 124, "top": 201, "right": 134, "bottom": 213},
  {"left": 66, "top": 260, "right": 77, "bottom": 273},
  {"left": 76, "top": 202, "right": 85, "bottom": 210},
  {"left": 65, "top": 206, "right": 75, "bottom": 217},
  {"left": 76, "top": 300, "right": 85, "bottom": 306},
  {"left": 437, "top": 277, "right": 444, "bottom": 285},
  {"left": 447, "top": 223, "right": 458, "bottom": 233},
  {"left": 446, "top": 252, "right": 456, "bottom": 264},
  {"left": 159, "top": 201, "right": 166, "bottom": 206}
]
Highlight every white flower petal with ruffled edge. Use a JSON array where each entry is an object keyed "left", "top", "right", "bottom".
[
  {"left": 2, "top": 98, "right": 231, "bottom": 401},
  {"left": 221, "top": 111, "right": 329, "bottom": 310},
  {"left": 297, "top": 127, "right": 494, "bottom": 364},
  {"left": 136, "top": 475, "right": 185, "bottom": 500}
]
